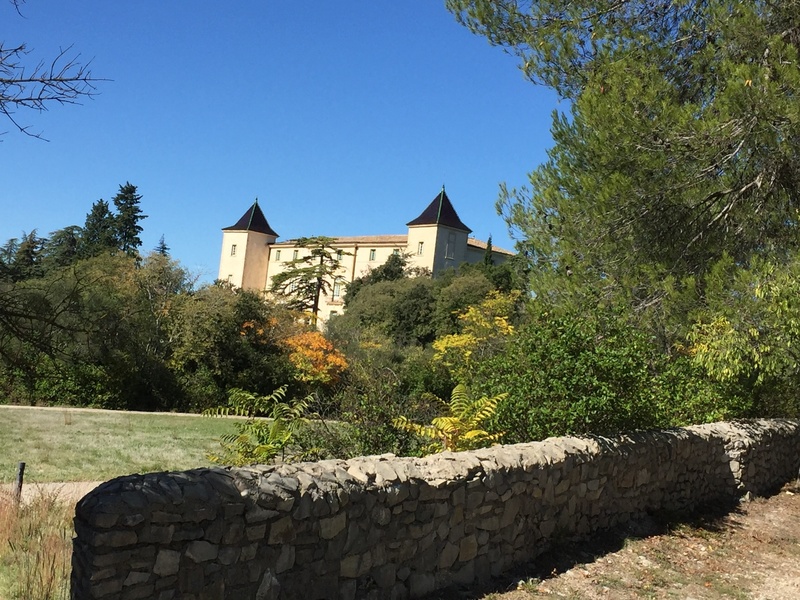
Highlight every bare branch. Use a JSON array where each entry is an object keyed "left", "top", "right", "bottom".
[{"left": 1, "top": 6, "right": 105, "bottom": 139}]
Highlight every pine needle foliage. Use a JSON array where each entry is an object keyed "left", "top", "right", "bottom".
[
  {"left": 204, "top": 386, "right": 312, "bottom": 466},
  {"left": 393, "top": 384, "right": 505, "bottom": 454}
]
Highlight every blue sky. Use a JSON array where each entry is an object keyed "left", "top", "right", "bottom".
[{"left": 2, "top": 2, "right": 560, "bottom": 282}]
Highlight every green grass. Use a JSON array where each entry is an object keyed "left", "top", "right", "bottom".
[
  {"left": 0, "top": 406, "right": 238, "bottom": 483},
  {"left": 0, "top": 406, "right": 240, "bottom": 600}
]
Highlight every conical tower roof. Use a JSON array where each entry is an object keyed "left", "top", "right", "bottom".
[
  {"left": 223, "top": 199, "right": 278, "bottom": 237},
  {"left": 406, "top": 187, "right": 472, "bottom": 233}
]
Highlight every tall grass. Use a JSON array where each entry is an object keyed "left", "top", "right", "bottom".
[{"left": 0, "top": 490, "right": 71, "bottom": 600}]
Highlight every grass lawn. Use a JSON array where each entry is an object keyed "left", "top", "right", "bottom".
[{"left": 0, "top": 406, "right": 238, "bottom": 484}]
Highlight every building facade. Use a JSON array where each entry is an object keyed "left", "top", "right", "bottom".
[{"left": 218, "top": 188, "right": 513, "bottom": 323}]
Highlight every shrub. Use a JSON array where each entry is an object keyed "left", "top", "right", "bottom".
[
  {"left": 472, "top": 306, "right": 667, "bottom": 443},
  {"left": 281, "top": 330, "right": 348, "bottom": 387},
  {"left": 320, "top": 343, "right": 450, "bottom": 458}
]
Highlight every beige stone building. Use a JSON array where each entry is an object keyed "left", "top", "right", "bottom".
[{"left": 218, "top": 188, "right": 513, "bottom": 323}]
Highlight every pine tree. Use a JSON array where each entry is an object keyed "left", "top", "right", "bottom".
[
  {"left": 482, "top": 235, "right": 493, "bottom": 267},
  {"left": 80, "top": 199, "right": 117, "bottom": 258},
  {"left": 448, "top": 0, "right": 800, "bottom": 302},
  {"left": 42, "top": 226, "right": 82, "bottom": 271},
  {"left": 113, "top": 182, "right": 146, "bottom": 257},
  {"left": 0, "top": 238, "right": 18, "bottom": 282},
  {"left": 12, "top": 230, "right": 45, "bottom": 281},
  {"left": 155, "top": 235, "right": 170, "bottom": 256},
  {"left": 0, "top": 232, "right": 45, "bottom": 282}
]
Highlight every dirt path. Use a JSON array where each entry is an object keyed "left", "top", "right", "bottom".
[
  {"left": 0, "top": 480, "right": 103, "bottom": 505},
  {"left": 441, "top": 482, "right": 800, "bottom": 600},
  {"left": 0, "top": 404, "right": 209, "bottom": 417}
]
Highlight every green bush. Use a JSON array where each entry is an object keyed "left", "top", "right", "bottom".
[
  {"left": 652, "top": 355, "right": 751, "bottom": 426},
  {"left": 205, "top": 386, "right": 310, "bottom": 466},
  {"left": 471, "top": 306, "right": 668, "bottom": 443},
  {"left": 316, "top": 342, "right": 452, "bottom": 458}
]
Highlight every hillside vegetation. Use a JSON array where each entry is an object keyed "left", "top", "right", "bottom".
[
  {"left": 7, "top": 19, "right": 800, "bottom": 458},
  {"left": 3, "top": 186, "right": 800, "bottom": 465}
]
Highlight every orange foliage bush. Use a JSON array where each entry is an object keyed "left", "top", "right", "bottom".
[{"left": 282, "top": 331, "right": 348, "bottom": 386}]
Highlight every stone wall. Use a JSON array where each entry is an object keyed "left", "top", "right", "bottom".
[{"left": 71, "top": 419, "right": 800, "bottom": 600}]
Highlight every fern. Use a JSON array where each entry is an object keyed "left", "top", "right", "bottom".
[
  {"left": 204, "top": 386, "right": 312, "bottom": 466},
  {"left": 393, "top": 384, "right": 506, "bottom": 454},
  {"left": 203, "top": 386, "right": 288, "bottom": 418}
]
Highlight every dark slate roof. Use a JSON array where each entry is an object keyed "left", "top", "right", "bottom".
[
  {"left": 406, "top": 187, "right": 472, "bottom": 233},
  {"left": 223, "top": 200, "right": 278, "bottom": 237}
]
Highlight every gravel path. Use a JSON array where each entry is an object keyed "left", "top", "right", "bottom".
[{"left": 0, "top": 480, "right": 104, "bottom": 505}]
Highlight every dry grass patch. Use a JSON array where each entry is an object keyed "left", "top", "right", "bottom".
[{"left": 0, "top": 488, "right": 71, "bottom": 600}]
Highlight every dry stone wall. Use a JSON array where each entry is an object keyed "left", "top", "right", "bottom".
[{"left": 71, "top": 419, "right": 800, "bottom": 600}]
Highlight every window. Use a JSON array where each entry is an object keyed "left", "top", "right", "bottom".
[
  {"left": 332, "top": 279, "right": 342, "bottom": 300},
  {"left": 369, "top": 249, "right": 376, "bottom": 261},
  {"left": 293, "top": 249, "right": 299, "bottom": 260},
  {"left": 336, "top": 250, "right": 343, "bottom": 261},
  {"left": 445, "top": 232, "right": 456, "bottom": 259},
  {"left": 275, "top": 249, "right": 281, "bottom": 261},
  {"left": 392, "top": 249, "right": 400, "bottom": 256},
  {"left": 230, "top": 244, "right": 237, "bottom": 256},
  {"left": 227, "top": 274, "right": 233, "bottom": 283},
  {"left": 417, "top": 241, "right": 424, "bottom": 256}
]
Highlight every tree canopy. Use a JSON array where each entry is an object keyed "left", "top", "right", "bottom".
[
  {"left": 441, "top": 0, "right": 800, "bottom": 422},
  {"left": 270, "top": 236, "right": 348, "bottom": 325},
  {"left": 81, "top": 200, "right": 117, "bottom": 258},
  {"left": 448, "top": 0, "right": 800, "bottom": 303}
]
